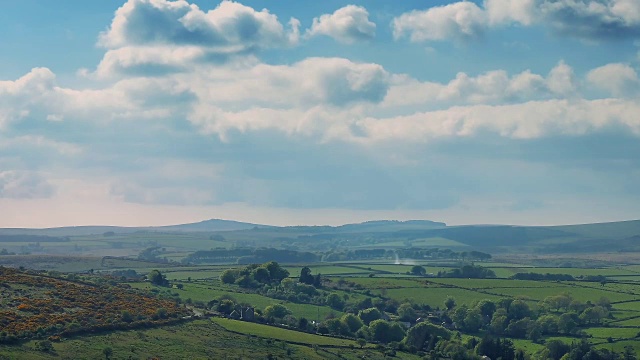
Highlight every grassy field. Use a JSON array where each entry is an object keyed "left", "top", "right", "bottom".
[
  {"left": 212, "top": 318, "right": 360, "bottom": 347},
  {"left": 131, "top": 282, "right": 342, "bottom": 320},
  {"left": 378, "top": 287, "right": 504, "bottom": 307},
  {"left": 6, "top": 253, "right": 640, "bottom": 358},
  {"left": 0, "top": 319, "right": 412, "bottom": 360}
]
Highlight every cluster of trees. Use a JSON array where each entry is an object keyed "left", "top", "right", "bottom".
[
  {"left": 537, "top": 339, "right": 637, "bottom": 360},
  {"left": 210, "top": 261, "right": 633, "bottom": 360},
  {"left": 0, "top": 248, "right": 16, "bottom": 255},
  {"left": 147, "top": 270, "right": 170, "bottom": 286},
  {"left": 320, "top": 248, "right": 491, "bottom": 262},
  {"left": 185, "top": 248, "right": 318, "bottom": 264},
  {"left": 220, "top": 261, "right": 290, "bottom": 288},
  {"left": 444, "top": 293, "right": 612, "bottom": 341},
  {"left": 108, "top": 269, "right": 142, "bottom": 281},
  {"left": 137, "top": 247, "right": 170, "bottom": 263},
  {"left": 511, "top": 273, "right": 575, "bottom": 281},
  {"left": 438, "top": 265, "right": 496, "bottom": 279}
]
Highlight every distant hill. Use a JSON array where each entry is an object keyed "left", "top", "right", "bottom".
[
  {"left": 335, "top": 220, "right": 446, "bottom": 233},
  {"left": 153, "top": 219, "right": 270, "bottom": 232},
  {"left": 0, "top": 219, "right": 266, "bottom": 236},
  {"left": 1, "top": 218, "right": 639, "bottom": 254}
]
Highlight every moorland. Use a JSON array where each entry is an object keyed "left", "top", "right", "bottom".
[{"left": 1, "top": 219, "right": 640, "bottom": 359}]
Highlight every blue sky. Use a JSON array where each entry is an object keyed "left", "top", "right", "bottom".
[{"left": 1, "top": 0, "right": 639, "bottom": 227}]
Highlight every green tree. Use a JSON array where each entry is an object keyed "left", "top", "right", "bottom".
[
  {"left": 536, "top": 314, "right": 559, "bottom": 334},
  {"left": 463, "top": 309, "right": 483, "bottom": 332},
  {"left": 508, "top": 300, "right": 531, "bottom": 321},
  {"left": 155, "top": 307, "right": 167, "bottom": 319},
  {"left": 558, "top": 313, "right": 578, "bottom": 334},
  {"left": 220, "top": 269, "right": 238, "bottom": 284},
  {"left": 397, "top": 303, "right": 417, "bottom": 322},
  {"left": 341, "top": 313, "right": 364, "bottom": 333},
  {"left": 580, "top": 306, "right": 607, "bottom": 324},
  {"left": 451, "top": 305, "right": 468, "bottom": 327},
  {"left": 299, "top": 266, "right": 314, "bottom": 285},
  {"left": 326, "top": 293, "right": 345, "bottom": 310},
  {"left": 356, "top": 338, "right": 366, "bottom": 349},
  {"left": 489, "top": 309, "right": 508, "bottom": 335},
  {"left": 369, "top": 320, "right": 395, "bottom": 343},
  {"left": 358, "top": 307, "right": 382, "bottom": 325},
  {"left": 252, "top": 267, "right": 271, "bottom": 284},
  {"left": 403, "top": 322, "right": 451, "bottom": 350},
  {"left": 148, "top": 270, "right": 167, "bottom": 286},
  {"left": 217, "top": 299, "right": 235, "bottom": 315},
  {"left": 325, "top": 318, "right": 349, "bottom": 336},
  {"left": 544, "top": 339, "right": 570, "bottom": 360},
  {"left": 264, "top": 262, "right": 289, "bottom": 283},
  {"left": 444, "top": 296, "right": 456, "bottom": 310},
  {"left": 623, "top": 345, "right": 637, "bottom": 360},
  {"left": 35, "top": 340, "right": 54, "bottom": 352},
  {"left": 475, "top": 299, "right": 497, "bottom": 319},
  {"left": 369, "top": 319, "right": 404, "bottom": 343},
  {"left": 264, "top": 304, "right": 291, "bottom": 319},
  {"left": 103, "top": 346, "right": 113, "bottom": 360},
  {"left": 411, "top": 265, "right": 426, "bottom": 276},
  {"left": 121, "top": 310, "right": 133, "bottom": 323}
]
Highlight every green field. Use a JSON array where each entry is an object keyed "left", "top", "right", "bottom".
[
  {"left": 131, "top": 282, "right": 341, "bottom": 320},
  {"left": 6, "top": 250, "right": 640, "bottom": 359},
  {"left": 378, "top": 287, "right": 504, "bottom": 307},
  {"left": 212, "top": 318, "right": 360, "bottom": 347},
  {"left": 0, "top": 319, "right": 413, "bottom": 360},
  {"left": 585, "top": 327, "right": 640, "bottom": 340}
]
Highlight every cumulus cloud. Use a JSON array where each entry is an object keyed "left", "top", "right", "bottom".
[
  {"left": 546, "top": 60, "right": 578, "bottom": 96},
  {"left": 484, "top": 0, "right": 538, "bottom": 25},
  {"left": 306, "top": 5, "right": 376, "bottom": 44},
  {"left": 0, "top": 171, "right": 55, "bottom": 199},
  {"left": 95, "top": 0, "right": 299, "bottom": 77},
  {"left": 383, "top": 61, "right": 576, "bottom": 108},
  {"left": 99, "top": 0, "right": 298, "bottom": 48},
  {"left": 392, "top": 2, "right": 487, "bottom": 42},
  {"left": 392, "top": 0, "right": 640, "bottom": 43},
  {"left": 185, "top": 56, "right": 389, "bottom": 114},
  {"left": 0, "top": 68, "right": 56, "bottom": 129},
  {"left": 352, "top": 98, "right": 640, "bottom": 143},
  {"left": 540, "top": 0, "right": 640, "bottom": 40},
  {"left": 587, "top": 63, "right": 640, "bottom": 96}
]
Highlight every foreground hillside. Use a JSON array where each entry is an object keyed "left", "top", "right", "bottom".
[{"left": 0, "top": 267, "right": 190, "bottom": 343}]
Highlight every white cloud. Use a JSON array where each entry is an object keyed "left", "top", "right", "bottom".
[
  {"left": 484, "top": 0, "right": 538, "bottom": 25},
  {"left": 0, "top": 68, "right": 56, "bottom": 129},
  {"left": 352, "top": 98, "right": 640, "bottom": 143},
  {"left": 392, "top": 2, "right": 487, "bottom": 42},
  {"left": 0, "top": 135, "right": 82, "bottom": 156},
  {"left": 587, "top": 63, "right": 640, "bottom": 96},
  {"left": 99, "top": 0, "right": 298, "bottom": 49},
  {"left": 540, "top": 0, "right": 640, "bottom": 40},
  {"left": 95, "top": 0, "right": 299, "bottom": 77},
  {"left": 546, "top": 60, "right": 578, "bottom": 96},
  {"left": 306, "top": 5, "right": 376, "bottom": 44},
  {"left": 382, "top": 64, "right": 572, "bottom": 108},
  {"left": 0, "top": 171, "right": 55, "bottom": 199},
  {"left": 182, "top": 57, "right": 390, "bottom": 109},
  {"left": 392, "top": 0, "right": 640, "bottom": 43}
]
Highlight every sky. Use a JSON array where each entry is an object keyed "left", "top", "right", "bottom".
[{"left": 1, "top": 0, "right": 640, "bottom": 228}]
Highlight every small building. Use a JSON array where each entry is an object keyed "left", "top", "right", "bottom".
[{"left": 241, "top": 307, "right": 255, "bottom": 321}]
